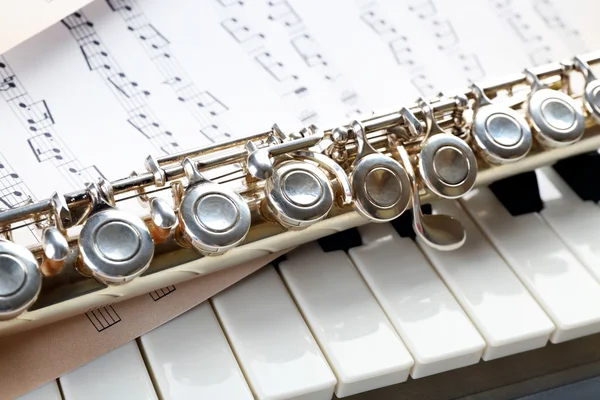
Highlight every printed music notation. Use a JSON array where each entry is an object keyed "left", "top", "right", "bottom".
[
  {"left": 62, "top": 11, "right": 182, "bottom": 155},
  {"left": 0, "top": 155, "right": 34, "bottom": 212},
  {"left": 105, "top": 0, "right": 234, "bottom": 143},
  {"left": 270, "top": 0, "right": 366, "bottom": 118},
  {"left": 0, "top": 57, "right": 104, "bottom": 191},
  {"left": 405, "top": 0, "right": 486, "bottom": 81},
  {"left": 490, "top": 0, "right": 555, "bottom": 66},
  {"left": 149, "top": 285, "right": 176, "bottom": 301},
  {"left": 85, "top": 304, "right": 122, "bottom": 332},
  {"left": 533, "top": 0, "right": 587, "bottom": 54},
  {"left": 267, "top": 0, "right": 302, "bottom": 29},
  {"left": 358, "top": 1, "right": 436, "bottom": 96},
  {"left": 216, "top": 4, "right": 320, "bottom": 125}
]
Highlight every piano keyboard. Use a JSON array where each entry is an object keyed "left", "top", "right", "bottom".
[{"left": 16, "top": 161, "right": 600, "bottom": 400}]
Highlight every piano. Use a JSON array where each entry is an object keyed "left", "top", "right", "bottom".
[{"left": 15, "top": 154, "right": 600, "bottom": 400}]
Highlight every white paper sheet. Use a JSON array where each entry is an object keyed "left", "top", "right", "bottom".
[{"left": 0, "top": 0, "right": 598, "bottom": 245}]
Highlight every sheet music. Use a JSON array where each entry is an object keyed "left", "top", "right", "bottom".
[{"left": 0, "top": 0, "right": 598, "bottom": 246}]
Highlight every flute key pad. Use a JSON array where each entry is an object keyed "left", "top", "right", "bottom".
[
  {"left": 419, "top": 134, "right": 477, "bottom": 199},
  {"left": 79, "top": 209, "right": 154, "bottom": 285},
  {"left": 265, "top": 161, "right": 333, "bottom": 229},
  {"left": 179, "top": 182, "right": 251, "bottom": 254},
  {"left": 472, "top": 104, "right": 532, "bottom": 165},
  {"left": 351, "top": 154, "right": 411, "bottom": 222},
  {"left": 527, "top": 88, "right": 584, "bottom": 147},
  {"left": 0, "top": 239, "right": 42, "bottom": 320}
]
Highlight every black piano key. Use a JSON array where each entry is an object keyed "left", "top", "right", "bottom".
[
  {"left": 553, "top": 152, "right": 600, "bottom": 203},
  {"left": 317, "top": 227, "right": 362, "bottom": 253},
  {"left": 390, "top": 204, "right": 432, "bottom": 240},
  {"left": 489, "top": 171, "right": 543, "bottom": 216}
]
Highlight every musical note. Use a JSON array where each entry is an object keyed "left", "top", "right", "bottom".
[
  {"left": 61, "top": 161, "right": 105, "bottom": 186},
  {"left": 267, "top": 0, "right": 301, "bottom": 28},
  {"left": 255, "top": 51, "right": 297, "bottom": 83},
  {"left": 389, "top": 37, "right": 414, "bottom": 66},
  {"left": 108, "top": 73, "right": 150, "bottom": 98},
  {"left": 0, "top": 56, "right": 102, "bottom": 190},
  {"left": 16, "top": 100, "right": 55, "bottom": 131},
  {"left": 215, "top": 0, "right": 244, "bottom": 7},
  {"left": 160, "top": 142, "right": 181, "bottom": 154},
  {"left": 431, "top": 19, "right": 459, "bottom": 50},
  {"left": 201, "top": 124, "right": 230, "bottom": 139},
  {"left": 126, "top": 107, "right": 177, "bottom": 144},
  {"left": 361, "top": 10, "right": 397, "bottom": 36},
  {"left": 455, "top": 53, "right": 485, "bottom": 80},
  {"left": 291, "top": 34, "right": 327, "bottom": 68},
  {"left": 489, "top": 0, "right": 554, "bottom": 66},
  {"left": 221, "top": 17, "right": 265, "bottom": 48},
  {"left": 411, "top": 73, "right": 435, "bottom": 95},
  {"left": 0, "top": 157, "right": 34, "bottom": 211},
  {"left": 127, "top": 23, "right": 169, "bottom": 50},
  {"left": 107, "top": 0, "right": 234, "bottom": 143},
  {"left": 0, "top": 73, "right": 27, "bottom": 102},
  {"left": 64, "top": 11, "right": 183, "bottom": 153},
  {"left": 407, "top": 0, "right": 437, "bottom": 19},
  {"left": 80, "top": 40, "right": 111, "bottom": 71},
  {"left": 61, "top": 12, "right": 96, "bottom": 42},
  {"left": 28, "top": 132, "right": 65, "bottom": 163},
  {"left": 533, "top": 0, "right": 587, "bottom": 53}
]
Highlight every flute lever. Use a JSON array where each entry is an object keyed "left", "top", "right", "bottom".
[
  {"left": 573, "top": 56, "right": 600, "bottom": 123},
  {"left": 394, "top": 143, "right": 466, "bottom": 251}
]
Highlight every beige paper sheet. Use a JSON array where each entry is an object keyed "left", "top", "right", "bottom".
[
  {"left": 0, "top": 0, "right": 95, "bottom": 55},
  {"left": 0, "top": 250, "right": 286, "bottom": 400}
]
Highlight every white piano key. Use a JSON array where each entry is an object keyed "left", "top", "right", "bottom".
[
  {"left": 139, "top": 302, "right": 253, "bottom": 400},
  {"left": 348, "top": 223, "right": 486, "bottom": 379},
  {"left": 60, "top": 341, "right": 157, "bottom": 400},
  {"left": 418, "top": 200, "right": 554, "bottom": 360},
  {"left": 461, "top": 187, "right": 600, "bottom": 343},
  {"left": 279, "top": 243, "right": 414, "bottom": 397},
  {"left": 16, "top": 381, "right": 62, "bottom": 400},
  {"left": 537, "top": 167, "right": 600, "bottom": 283},
  {"left": 211, "top": 266, "right": 336, "bottom": 400}
]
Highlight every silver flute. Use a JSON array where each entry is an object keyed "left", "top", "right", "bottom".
[{"left": 1, "top": 51, "right": 600, "bottom": 332}]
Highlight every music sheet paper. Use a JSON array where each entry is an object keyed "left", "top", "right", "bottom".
[{"left": 0, "top": 0, "right": 599, "bottom": 397}]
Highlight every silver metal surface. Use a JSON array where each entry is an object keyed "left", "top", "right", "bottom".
[
  {"left": 42, "top": 226, "right": 69, "bottom": 262},
  {"left": 79, "top": 208, "right": 154, "bottom": 284},
  {"left": 574, "top": 56, "right": 600, "bottom": 123},
  {"left": 349, "top": 120, "right": 410, "bottom": 222},
  {"left": 265, "top": 161, "right": 333, "bottom": 229},
  {"left": 412, "top": 99, "right": 477, "bottom": 199},
  {"left": 179, "top": 159, "right": 251, "bottom": 254},
  {"left": 471, "top": 83, "right": 533, "bottom": 165},
  {"left": 524, "top": 69, "right": 585, "bottom": 147},
  {"left": 0, "top": 52, "right": 600, "bottom": 321},
  {"left": 145, "top": 155, "right": 166, "bottom": 187},
  {"left": 149, "top": 197, "right": 177, "bottom": 231},
  {"left": 292, "top": 150, "right": 352, "bottom": 205},
  {"left": 0, "top": 239, "right": 41, "bottom": 320},
  {"left": 396, "top": 145, "right": 466, "bottom": 251}
]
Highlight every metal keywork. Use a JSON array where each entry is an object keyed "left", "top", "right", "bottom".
[
  {"left": 348, "top": 120, "right": 411, "bottom": 222},
  {"left": 40, "top": 192, "right": 71, "bottom": 277},
  {"left": 394, "top": 144, "right": 467, "bottom": 251},
  {"left": 470, "top": 83, "right": 532, "bottom": 165},
  {"left": 147, "top": 197, "right": 178, "bottom": 243},
  {"left": 78, "top": 181, "right": 155, "bottom": 285},
  {"left": 178, "top": 158, "right": 251, "bottom": 254},
  {"left": 524, "top": 68, "right": 585, "bottom": 147},
  {"left": 573, "top": 56, "right": 600, "bottom": 123},
  {"left": 0, "top": 238, "right": 42, "bottom": 320},
  {"left": 405, "top": 100, "right": 477, "bottom": 199},
  {"left": 246, "top": 137, "right": 338, "bottom": 229}
]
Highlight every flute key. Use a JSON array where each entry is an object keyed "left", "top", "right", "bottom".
[{"left": 524, "top": 68, "right": 585, "bottom": 148}]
